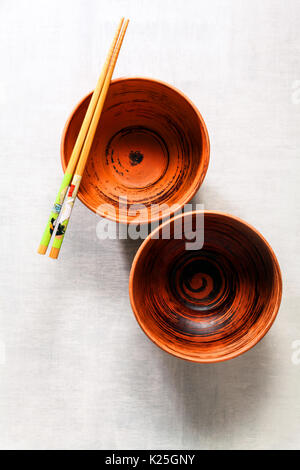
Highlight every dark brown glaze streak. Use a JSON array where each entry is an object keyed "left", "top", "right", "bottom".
[
  {"left": 129, "top": 211, "right": 282, "bottom": 363},
  {"left": 60, "top": 78, "right": 210, "bottom": 224}
]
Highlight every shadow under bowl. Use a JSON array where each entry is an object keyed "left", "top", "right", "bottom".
[
  {"left": 61, "top": 77, "right": 210, "bottom": 224},
  {"left": 129, "top": 211, "right": 282, "bottom": 363}
]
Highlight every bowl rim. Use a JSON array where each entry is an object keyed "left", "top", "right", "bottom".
[
  {"left": 60, "top": 76, "right": 210, "bottom": 224},
  {"left": 129, "top": 210, "right": 283, "bottom": 363}
]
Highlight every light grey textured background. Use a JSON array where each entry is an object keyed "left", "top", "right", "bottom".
[{"left": 0, "top": 0, "right": 299, "bottom": 450}]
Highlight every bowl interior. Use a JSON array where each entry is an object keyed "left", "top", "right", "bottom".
[
  {"left": 61, "top": 78, "right": 209, "bottom": 223},
  {"left": 129, "top": 212, "right": 282, "bottom": 362}
]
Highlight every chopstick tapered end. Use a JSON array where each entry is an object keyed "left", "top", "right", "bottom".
[
  {"left": 37, "top": 244, "right": 47, "bottom": 255},
  {"left": 49, "top": 247, "right": 60, "bottom": 259}
]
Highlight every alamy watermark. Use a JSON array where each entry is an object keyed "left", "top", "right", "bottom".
[
  {"left": 291, "top": 80, "right": 300, "bottom": 104},
  {"left": 291, "top": 340, "right": 300, "bottom": 365},
  {"left": 95, "top": 198, "right": 205, "bottom": 250}
]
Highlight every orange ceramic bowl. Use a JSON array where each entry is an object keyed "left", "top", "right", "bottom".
[
  {"left": 129, "top": 211, "right": 282, "bottom": 363},
  {"left": 61, "top": 78, "right": 210, "bottom": 224}
]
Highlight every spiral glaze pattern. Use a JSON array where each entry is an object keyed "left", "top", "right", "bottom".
[
  {"left": 61, "top": 78, "right": 210, "bottom": 224},
  {"left": 129, "top": 211, "right": 282, "bottom": 362}
]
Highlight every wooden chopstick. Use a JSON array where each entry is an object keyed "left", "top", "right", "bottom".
[
  {"left": 37, "top": 17, "right": 125, "bottom": 255},
  {"left": 49, "top": 19, "right": 129, "bottom": 259}
]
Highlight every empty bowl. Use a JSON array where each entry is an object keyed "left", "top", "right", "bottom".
[
  {"left": 61, "top": 77, "right": 210, "bottom": 224},
  {"left": 129, "top": 211, "right": 282, "bottom": 362}
]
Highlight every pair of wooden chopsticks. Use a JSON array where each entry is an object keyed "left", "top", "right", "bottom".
[{"left": 38, "top": 18, "right": 129, "bottom": 259}]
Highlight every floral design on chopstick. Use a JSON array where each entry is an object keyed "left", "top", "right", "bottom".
[
  {"left": 50, "top": 174, "right": 82, "bottom": 252},
  {"left": 49, "top": 218, "right": 56, "bottom": 236},
  {"left": 54, "top": 222, "right": 66, "bottom": 239}
]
